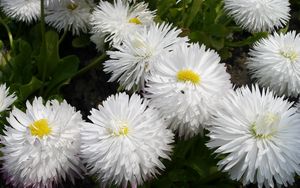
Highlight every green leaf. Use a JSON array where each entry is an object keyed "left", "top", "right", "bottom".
[
  {"left": 0, "top": 40, "right": 3, "bottom": 50},
  {"left": 210, "top": 37, "right": 224, "bottom": 50},
  {"left": 204, "top": 24, "right": 230, "bottom": 37},
  {"left": 19, "top": 76, "right": 43, "bottom": 100},
  {"left": 183, "top": 0, "right": 203, "bottom": 27},
  {"left": 36, "top": 30, "right": 60, "bottom": 78},
  {"left": 168, "top": 169, "right": 188, "bottom": 182},
  {"left": 226, "top": 32, "right": 268, "bottom": 47},
  {"left": 186, "top": 163, "right": 206, "bottom": 177},
  {"left": 44, "top": 55, "right": 79, "bottom": 96},
  {"left": 9, "top": 39, "right": 33, "bottom": 83},
  {"left": 72, "top": 35, "right": 91, "bottom": 48}
]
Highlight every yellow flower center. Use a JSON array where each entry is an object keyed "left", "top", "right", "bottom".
[
  {"left": 67, "top": 3, "right": 78, "bottom": 11},
  {"left": 177, "top": 69, "right": 201, "bottom": 84},
  {"left": 29, "top": 119, "right": 52, "bottom": 138},
  {"left": 250, "top": 113, "right": 279, "bottom": 139},
  {"left": 110, "top": 121, "right": 129, "bottom": 136},
  {"left": 129, "top": 17, "right": 142, "bottom": 25},
  {"left": 280, "top": 50, "right": 298, "bottom": 62}
]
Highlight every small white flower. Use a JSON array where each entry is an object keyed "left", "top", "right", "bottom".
[
  {"left": 104, "top": 22, "right": 187, "bottom": 91},
  {"left": 247, "top": 31, "right": 300, "bottom": 97},
  {"left": 45, "top": 0, "right": 94, "bottom": 35},
  {"left": 224, "top": 0, "right": 290, "bottom": 32},
  {"left": 0, "top": 84, "right": 16, "bottom": 113},
  {"left": 0, "top": 0, "right": 40, "bottom": 23},
  {"left": 207, "top": 85, "right": 300, "bottom": 188},
  {"left": 1, "top": 97, "right": 84, "bottom": 188},
  {"left": 145, "top": 43, "right": 232, "bottom": 139},
  {"left": 90, "top": 0, "right": 155, "bottom": 45},
  {"left": 80, "top": 93, "right": 174, "bottom": 187}
]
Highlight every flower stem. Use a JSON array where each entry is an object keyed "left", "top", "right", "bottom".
[
  {"left": 0, "top": 17, "right": 14, "bottom": 52},
  {"left": 39, "top": 0, "right": 47, "bottom": 95},
  {"left": 58, "top": 29, "right": 68, "bottom": 45},
  {"left": 74, "top": 53, "right": 107, "bottom": 78}
]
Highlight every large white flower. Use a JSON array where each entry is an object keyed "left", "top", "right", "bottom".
[
  {"left": 0, "top": 0, "right": 40, "bottom": 23},
  {"left": 206, "top": 85, "right": 300, "bottom": 188},
  {"left": 145, "top": 43, "right": 232, "bottom": 139},
  {"left": 247, "top": 31, "right": 300, "bottom": 97},
  {"left": 1, "top": 97, "right": 84, "bottom": 188},
  {"left": 90, "top": 0, "right": 155, "bottom": 45},
  {"left": 80, "top": 93, "right": 174, "bottom": 187},
  {"left": 224, "top": 0, "right": 290, "bottom": 33},
  {"left": 0, "top": 84, "right": 16, "bottom": 113},
  {"left": 45, "top": 0, "right": 94, "bottom": 35},
  {"left": 104, "top": 22, "right": 187, "bottom": 91}
]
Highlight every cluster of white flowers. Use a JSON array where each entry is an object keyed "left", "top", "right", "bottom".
[{"left": 1, "top": 0, "right": 300, "bottom": 188}]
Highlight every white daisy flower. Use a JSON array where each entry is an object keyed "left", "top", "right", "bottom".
[
  {"left": 1, "top": 97, "right": 84, "bottom": 188},
  {"left": 0, "top": 0, "right": 40, "bottom": 23},
  {"left": 0, "top": 84, "right": 16, "bottom": 113},
  {"left": 247, "top": 31, "right": 300, "bottom": 97},
  {"left": 206, "top": 85, "right": 300, "bottom": 188},
  {"left": 80, "top": 93, "right": 174, "bottom": 187},
  {"left": 104, "top": 22, "right": 187, "bottom": 91},
  {"left": 224, "top": 0, "right": 290, "bottom": 32},
  {"left": 45, "top": 0, "right": 94, "bottom": 35},
  {"left": 145, "top": 43, "right": 232, "bottom": 139},
  {"left": 90, "top": 0, "right": 155, "bottom": 45}
]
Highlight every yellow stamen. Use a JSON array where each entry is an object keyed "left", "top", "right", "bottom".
[
  {"left": 280, "top": 50, "right": 298, "bottom": 62},
  {"left": 177, "top": 69, "right": 201, "bottom": 84},
  {"left": 129, "top": 17, "right": 142, "bottom": 25},
  {"left": 29, "top": 119, "right": 52, "bottom": 138},
  {"left": 67, "top": 3, "right": 78, "bottom": 11},
  {"left": 111, "top": 122, "right": 129, "bottom": 136}
]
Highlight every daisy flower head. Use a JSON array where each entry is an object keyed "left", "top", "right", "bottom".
[
  {"left": 0, "top": 84, "right": 17, "bottom": 113},
  {"left": 45, "top": 0, "right": 94, "bottom": 35},
  {"left": 80, "top": 93, "right": 174, "bottom": 187},
  {"left": 224, "top": 0, "right": 290, "bottom": 33},
  {"left": 1, "top": 97, "right": 84, "bottom": 188},
  {"left": 247, "top": 31, "right": 300, "bottom": 97},
  {"left": 104, "top": 22, "right": 187, "bottom": 91},
  {"left": 90, "top": 0, "right": 155, "bottom": 46},
  {"left": 0, "top": 0, "right": 40, "bottom": 23},
  {"left": 145, "top": 43, "right": 232, "bottom": 139},
  {"left": 206, "top": 85, "right": 300, "bottom": 188}
]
